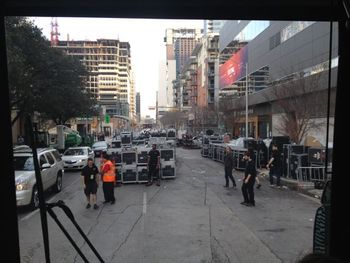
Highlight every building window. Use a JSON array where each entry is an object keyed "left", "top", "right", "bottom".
[{"left": 281, "top": 21, "right": 315, "bottom": 43}]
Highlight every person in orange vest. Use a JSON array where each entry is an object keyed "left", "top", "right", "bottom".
[{"left": 101, "top": 153, "right": 116, "bottom": 204}]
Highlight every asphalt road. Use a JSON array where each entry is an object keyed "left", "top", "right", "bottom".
[{"left": 17, "top": 148, "right": 320, "bottom": 263}]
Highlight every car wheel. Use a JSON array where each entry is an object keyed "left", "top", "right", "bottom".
[
  {"left": 30, "top": 185, "right": 39, "bottom": 210},
  {"left": 54, "top": 173, "right": 63, "bottom": 193}
]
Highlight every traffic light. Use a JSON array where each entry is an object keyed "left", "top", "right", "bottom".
[{"left": 105, "top": 114, "right": 110, "bottom": 123}]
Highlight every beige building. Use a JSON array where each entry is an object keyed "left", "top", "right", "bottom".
[{"left": 56, "top": 39, "right": 135, "bottom": 125}]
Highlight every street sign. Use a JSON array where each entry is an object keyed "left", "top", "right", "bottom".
[{"left": 105, "top": 114, "right": 110, "bottom": 123}]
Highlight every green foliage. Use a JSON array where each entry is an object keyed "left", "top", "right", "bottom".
[{"left": 6, "top": 17, "right": 97, "bottom": 126}]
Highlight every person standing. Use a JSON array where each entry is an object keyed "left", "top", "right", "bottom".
[
  {"left": 223, "top": 147, "right": 236, "bottom": 188},
  {"left": 81, "top": 158, "right": 99, "bottom": 209},
  {"left": 101, "top": 153, "right": 116, "bottom": 204},
  {"left": 146, "top": 144, "right": 161, "bottom": 186},
  {"left": 241, "top": 151, "right": 256, "bottom": 206},
  {"left": 246, "top": 148, "right": 261, "bottom": 189},
  {"left": 266, "top": 143, "right": 282, "bottom": 188}
]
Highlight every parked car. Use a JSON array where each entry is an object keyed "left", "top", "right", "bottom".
[
  {"left": 13, "top": 147, "right": 64, "bottom": 209},
  {"left": 61, "top": 147, "right": 94, "bottom": 170},
  {"left": 92, "top": 141, "right": 108, "bottom": 157}
]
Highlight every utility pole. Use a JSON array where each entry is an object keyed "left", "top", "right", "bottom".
[
  {"left": 245, "top": 63, "right": 249, "bottom": 138},
  {"left": 156, "top": 91, "right": 158, "bottom": 128}
]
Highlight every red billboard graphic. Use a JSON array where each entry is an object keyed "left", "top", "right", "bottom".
[{"left": 219, "top": 46, "right": 248, "bottom": 89}]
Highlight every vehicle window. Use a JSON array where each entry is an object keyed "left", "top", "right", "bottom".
[
  {"left": 64, "top": 149, "right": 86, "bottom": 156},
  {"left": 9, "top": 17, "right": 337, "bottom": 263},
  {"left": 51, "top": 150, "right": 62, "bottom": 161},
  {"left": 39, "top": 154, "right": 47, "bottom": 166},
  {"left": 13, "top": 156, "right": 34, "bottom": 171},
  {"left": 93, "top": 142, "right": 107, "bottom": 148},
  {"left": 45, "top": 152, "right": 55, "bottom": 165}
]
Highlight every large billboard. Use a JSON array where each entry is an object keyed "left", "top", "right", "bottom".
[{"left": 219, "top": 46, "right": 248, "bottom": 89}]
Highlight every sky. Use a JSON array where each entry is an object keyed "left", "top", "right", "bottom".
[{"left": 31, "top": 17, "right": 204, "bottom": 118}]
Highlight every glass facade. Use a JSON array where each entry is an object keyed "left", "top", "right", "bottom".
[
  {"left": 281, "top": 21, "right": 315, "bottom": 43},
  {"left": 234, "top": 21, "right": 270, "bottom": 42}
]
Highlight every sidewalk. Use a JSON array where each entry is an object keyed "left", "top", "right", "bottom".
[{"left": 258, "top": 168, "right": 323, "bottom": 200}]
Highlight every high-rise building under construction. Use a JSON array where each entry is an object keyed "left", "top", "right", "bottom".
[{"left": 56, "top": 39, "right": 135, "bottom": 121}]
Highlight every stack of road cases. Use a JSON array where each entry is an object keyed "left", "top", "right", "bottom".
[
  {"left": 308, "top": 147, "right": 333, "bottom": 189},
  {"left": 121, "top": 148, "right": 137, "bottom": 183},
  {"left": 121, "top": 131, "right": 132, "bottom": 147},
  {"left": 166, "top": 128, "right": 176, "bottom": 140},
  {"left": 160, "top": 147, "right": 176, "bottom": 179},
  {"left": 201, "top": 136, "right": 210, "bottom": 157},
  {"left": 136, "top": 146, "right": 149, "bottom": 183}
]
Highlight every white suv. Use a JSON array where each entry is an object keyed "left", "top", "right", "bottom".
[{"left": 13, "top": 147, "right": 64, "bottom": 209}]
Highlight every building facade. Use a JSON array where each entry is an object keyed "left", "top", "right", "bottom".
[
  {"left": 136, "top": 92, "right": 140, "bottom": 123},
  {"left": 56, "top": 39, "right": 135, "bottom": 124},
  {"left": 218, "top": 21, "right": 338, "bottom": 143},
  {"left": 164, "top": 28, "right": 203, "bottom": 107},
  {"left": 204, "top": 20, "right": 226, "bottom": 35}
]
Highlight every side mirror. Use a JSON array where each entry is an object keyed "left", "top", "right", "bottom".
[{"left": 41, "top": 163, "right": 51, "bottom": 170}]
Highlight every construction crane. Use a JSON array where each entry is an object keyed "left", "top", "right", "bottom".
[{"left": 50, "top": 17, "right": 60, "bottom": 46}]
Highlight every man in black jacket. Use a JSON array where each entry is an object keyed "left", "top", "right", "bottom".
[
  {"left": 241, "top": 151, "right": 256, "bottom": 206},
  {"left": 224, "top": 146, "right": 236, "bottom": 188}
]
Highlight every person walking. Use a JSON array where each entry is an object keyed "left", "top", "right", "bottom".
[
  {"left": 101, "top": 153, "right": 116, "bottom": 204},
  {"left": 81, "top": 158, "right": 99, "bottom": 209},
  {"left": 241, "top": 151, "right": 256, "bottom": 207},
  {"left": 146, "top": 144, "right": 161, "bottom": 186},
  {"left": 266, "top": 143, "right": 282, "bottom": 188},
  {"left": 223, "top": 146, "right": 236, "bottom": 188}
]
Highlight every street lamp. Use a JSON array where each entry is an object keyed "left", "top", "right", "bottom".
[{"left": 245, "top": 63, "right": 249, "bottom": 138}]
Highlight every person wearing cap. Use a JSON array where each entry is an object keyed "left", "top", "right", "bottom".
[
  {"left": 146, "top": 144, "right": 161, "bottom": 186},
  {"left": 101, "top": 153, "right": 116, "bottom": 204},
  {"left": 81, "top": 158, "right": 99, "bottom": 209}
]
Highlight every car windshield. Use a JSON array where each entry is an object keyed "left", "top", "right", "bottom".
[
  {"left": 64, "top": 149, "right": 86, "bottom": 156},
  {"left": 13, "top": 156, "right": 34, "bottom": 171},
  {"left": 93, "top": 142, "right": 107, "bottom": 148}
]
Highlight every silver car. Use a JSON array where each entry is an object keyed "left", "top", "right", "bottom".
[
  {"left": 62, "top": 147, "right": 94, "bottom": 170},
  {"left": 13, "top": 148, "right": 64, "bottom": 209},
  {"left": 92, "top": 141, "right": 108, "bottom": 157}
]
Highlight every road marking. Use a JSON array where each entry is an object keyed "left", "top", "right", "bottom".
[{"left": 143, "top": 192, "right": 147, "bottom": 215}]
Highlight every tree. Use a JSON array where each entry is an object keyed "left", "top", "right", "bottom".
[
  {"left": 266, "top": 73, "right": 328, "bottom": 144},
  {"left": 6, "top": 17, "right": 51, "bottom": 125},
  {"left": 159, "top": 110, "right": 187, "bottom": 129},
  {"left": 217, "top": 95, "right": 245, "bottom": 136},
  {"left": 35, "top": 48, "right": 97, "bottom": 124},
  {"left": 5, "top": 17, "right": 97, "bottom": 126}
]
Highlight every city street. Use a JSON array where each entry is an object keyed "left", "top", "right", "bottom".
[{"left": 18, "top": 148, "right": 320, "bottom": 263}]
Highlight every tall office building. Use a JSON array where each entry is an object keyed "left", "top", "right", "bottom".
[
  {"left": 136, "top": 92, "right": 140, "bottom": 122},
  {"left": 56, "top": 39, "right": 135, "bottom": 121},
  {"left": 164, "top": 28, "right": 203, "bottom": 107}
]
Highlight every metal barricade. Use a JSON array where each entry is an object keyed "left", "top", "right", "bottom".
[{"left": 297, "top": 166, "right": 332, "bottom": 189}]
